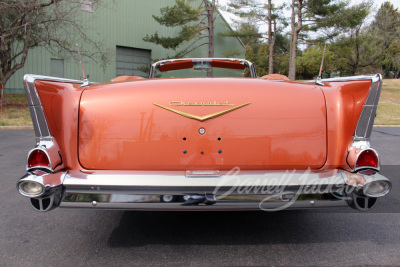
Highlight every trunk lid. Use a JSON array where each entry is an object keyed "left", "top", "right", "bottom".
[{"left": 78, "top": 78, "right": 327, "bottom": 170}]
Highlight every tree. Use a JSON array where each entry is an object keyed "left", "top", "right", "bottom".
[
  {"left": 371, "top": 2, "right": 400, "bottom": 51},
  {"left": 288, "top": 0, "right": 304, "bottom": 80},
  {"left": 267, "top": 0, "right": 276, "bottom": 74},
  {"left": 224, "top": 0, "right": 286, "bottom": 74},
  {"left": 143, "top": 0, "right": 216, "bottom": 59},
  {"left": 289, "top": 0, "right": 378, "bottom": 80},
  {"left": 288, "top": 0, "right": 367, "bottom": 80},
  {"left": 218, "top": 21, "right": 261, "bottom": 58},
  {"left": 328, "top": 2, "right": 385, "bottom": 76},
  {"left": 296, "top": 45, "right": 334, "bottom": 79},
  {"left": 370, "top": 2, "right": 400, "bottom": 76},
  {"left": 0, "top": 0, "right": 108, "bottom": 97},
  {"left": 384, "top": 38, "right": 400, "bottom": 77}
]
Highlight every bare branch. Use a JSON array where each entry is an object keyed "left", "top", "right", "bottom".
[{"left": 0, "top": 0, "right": 110, "bottom": 88}]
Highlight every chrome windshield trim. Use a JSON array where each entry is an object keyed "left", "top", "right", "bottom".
[{"left": 149, "top": 58, "right": 257, "bottom": 78}]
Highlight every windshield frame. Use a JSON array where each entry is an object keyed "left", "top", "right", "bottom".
[{"left": 149, "top": 58, "right": 257, "bottom": 79}]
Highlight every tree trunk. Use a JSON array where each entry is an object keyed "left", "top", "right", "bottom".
[
  {"left": 205, "top": 0, "right": 214, "bottom": 58},
  {"left": 288, "top": 0, "right": 302, "bottom": 81},
  {"left": 204, "top": 0, "right": 215, "bottom": 77},
  {"left": 268, "top": 0, "right": 274, "bottom": 74},
  {"left": 0, "top": 81, "right": 6, "bottom": 108}
]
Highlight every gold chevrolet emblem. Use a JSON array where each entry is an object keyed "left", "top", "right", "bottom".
[{"left": 153, "top": 102, "right": 251, "bottom": 122}]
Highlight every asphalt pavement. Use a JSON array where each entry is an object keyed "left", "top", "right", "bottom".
[{"left": 0, "top": 128, "right": 399, "bottom": 266}]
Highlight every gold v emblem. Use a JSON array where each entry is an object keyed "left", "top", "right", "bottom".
[{"left": 153, "top": 102, "right": 251, "bottom": 122}]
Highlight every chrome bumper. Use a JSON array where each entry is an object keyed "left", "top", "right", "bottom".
[{"left": 17, "top": 169, "right": 391, "bottom": 212}]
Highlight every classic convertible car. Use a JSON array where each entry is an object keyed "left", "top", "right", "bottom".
[{"left": 17, "top": 58, "right": 391, "bottom": 212}]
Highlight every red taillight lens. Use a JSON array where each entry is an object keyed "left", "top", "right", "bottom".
[
  {"left": 28, "top": 149, "right": 50, "bottom": 169},
  {"left": 355, "top": 149, "right": 379, "bottom": 169}
]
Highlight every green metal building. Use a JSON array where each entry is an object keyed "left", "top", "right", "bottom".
[{"left": 5, "top": 0, "right": 244, "bottom": 93}]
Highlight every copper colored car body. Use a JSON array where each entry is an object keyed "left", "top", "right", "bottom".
[{"left": 17, "top": 58, "right": 391, "bottom": 212}]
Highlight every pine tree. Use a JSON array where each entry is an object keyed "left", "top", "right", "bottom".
[
  {"left": 223, "top": 0, "right": 286, "bottom": 74},
  {"left": 143, "top": 0, "right": 216, "bottom": 58},
  {"left": 288, "top": 0, "right": 367, "bottom": 80}
]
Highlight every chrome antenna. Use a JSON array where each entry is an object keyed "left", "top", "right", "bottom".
[
  {"left": 76, "top": 44, "right": 90, "bottom": 87},
  {"left": 316, "top": 43, "right": 326, "bottom": 86}
]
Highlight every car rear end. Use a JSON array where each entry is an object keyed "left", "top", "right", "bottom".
[{"left": 17, "top": 73, "right": 391, "bottom": 212}]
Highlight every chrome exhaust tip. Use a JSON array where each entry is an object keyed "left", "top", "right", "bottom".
[
  {"left": 345, "top": 179, "right": 391, "bottom": 212},
  {"left": 346, "top": 192, "right": 378, "bottom": 212},
  {"left": 29, "top": 189, "right": 63, "bottom": 212}
]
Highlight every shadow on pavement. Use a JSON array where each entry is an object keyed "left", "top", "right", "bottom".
[{"left": 108, "top": 166, "right": 399, "bottom": 248}]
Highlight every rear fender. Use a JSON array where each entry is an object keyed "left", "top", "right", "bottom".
[{"left": 24, "top": 74, "right": 88, "bottom": 170}]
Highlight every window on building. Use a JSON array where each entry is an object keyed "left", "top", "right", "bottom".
[
  {"left": 116, "top": 46, "right": 151, "bottom": 78},
  {"left": 50, "top": 59, "right": 64, "bottom": 78},
  {"left": 81, "top": 0, "right": 94, "bottom": 12}
]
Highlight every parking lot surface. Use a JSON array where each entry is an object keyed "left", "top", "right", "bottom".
[{"left": 0, "top": 128, "right": 399, "bottom": 266}]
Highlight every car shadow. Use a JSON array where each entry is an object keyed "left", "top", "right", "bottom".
[
  {"left": 107, "top": 166, "right": 399, "bottom": 248},
  {"left": 106, "top": 209, "right": 386, "bottom": 248}
]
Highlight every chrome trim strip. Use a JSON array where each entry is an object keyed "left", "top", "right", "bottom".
[
  {"left": 354, "top": 74, "right": 382, "bottom": 140},
  {"left": 24, "top": 74, "right": 98, "bottom": 138},
  {"left": 186, "top": 170, "right": 221, "bottom": 178},
  {"left": 61, "top": 170, "right": 389, "bottom": 196},
  {"left": 63, "top": 170, "right": 346, "bottom": 191},
  {"left": 60, "top": 196, "right": 348, "bottom": 211},
  {"left": 149, "top": 58, "right": 257, "bottom": 78},
  {"left": 24, "top": 74, "right": 87, "bottom": 85},
  {"left": 304, "top": 74, "right": 381, "bottom": 83},
  {"left": 306, "top": 74, "right": 383, "bottom": 141}
]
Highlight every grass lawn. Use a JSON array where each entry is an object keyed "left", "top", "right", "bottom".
[
  {"left": 0, "top": 79, "right": 399, "bottom": 126},
  {"left": 375, "top": 79, "right": 400, "bottom": 125},
  {"left": 0, "top": 93, "right": 32, "bottom": 126}
]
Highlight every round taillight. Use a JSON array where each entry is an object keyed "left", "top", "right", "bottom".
[
  {"left": 28, "top": 149, "right": 50, "bottom": 169},
  {"left": 355, "top": 149, "right": 379, "bottom": 169}
]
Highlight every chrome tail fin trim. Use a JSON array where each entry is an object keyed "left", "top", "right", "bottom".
[
  {"left": 307, "top": 73, "right": 382, "bottom": 140},
  {"left": 24, "top": 74, "right": 96, "bottom": 139},
  {"left": 354, "top": 74, "right": 382, "bottom": 140},
  {"left": 24, "top": 75, "right": 51, "bottom": 138}
]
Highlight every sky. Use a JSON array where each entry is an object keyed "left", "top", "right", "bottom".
[{"left": 217, "top": 0, "right": 400, "bottom": 31}]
